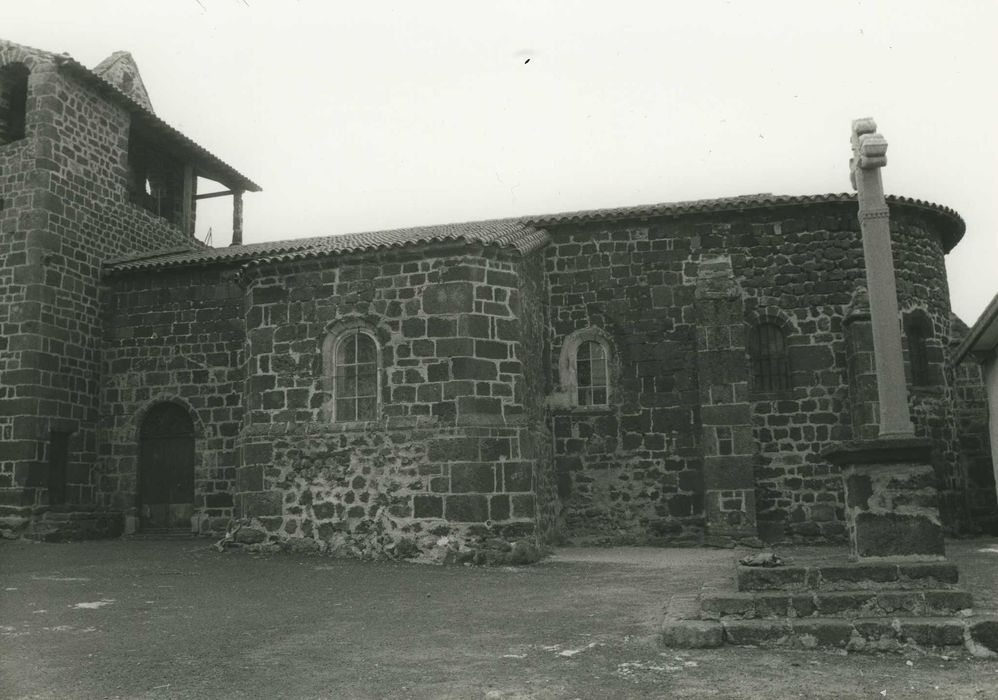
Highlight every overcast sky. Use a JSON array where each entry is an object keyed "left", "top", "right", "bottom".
[{"left": 8, "top": 1, "right": 997, "bottom": 321}]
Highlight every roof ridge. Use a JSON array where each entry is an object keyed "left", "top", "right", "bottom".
[
  {"left": 104, "top": 245, "right": 198, "bottom": 266},
  {"left": 519, "top": 191, "right": 963, "bottom": 235},
  {"left": 105, "top": 219, "right": 543, "bottom": 274},
  {"left": 105, "top": 191, "right": 966, "bottom": 274}
]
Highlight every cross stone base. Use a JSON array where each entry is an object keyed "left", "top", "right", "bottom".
[{"left": 824, "top": 437, "right": 945, "bottom": 561}]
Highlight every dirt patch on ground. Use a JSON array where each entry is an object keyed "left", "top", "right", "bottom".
[{"left": 1, "top": 538, "right": 996, "bottom": 698}]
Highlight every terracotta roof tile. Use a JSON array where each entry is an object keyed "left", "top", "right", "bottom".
[
  {"left": 105, "top": 191, "right": 965, "bottom": 274},
  {"left": 527, "top": 192, "right": 962, "bottom": 230},
  {"left": 105, "top": 219, "right": 547, "bottom": 272}
]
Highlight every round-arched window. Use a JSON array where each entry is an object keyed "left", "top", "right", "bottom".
[
  {"left": 333, "top": 330, "right": 379, "bottom": 421},
  {"left": 576, "top": 340, "right": 608, "bottom": 406}
]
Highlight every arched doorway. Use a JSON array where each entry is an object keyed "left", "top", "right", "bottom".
[{"left": 138, "top": 403, "right": 195, "bottom": 532}]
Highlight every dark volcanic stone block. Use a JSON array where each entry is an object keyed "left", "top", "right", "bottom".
[
  {"left": 722, "top": 619, "right": 792, "bottom": 646},
  {"left": 451, "top": 357, "right": 497, "bottom": 380},
  {"left": 489, "top": 494, "right": 510, "bottom": 521},
  {"left": 428, "top": 437, "right": 480, "bottom": 462},
  {"left": 445, "top": 494, "right": 488, "bottom": 522},
  {"left": 815, "top": 591, "right": 877, "bottom": 616},
  {"left": 845, "top": 473, "right": 873, "bottom": 508},
  {"left": 422, "top": 282, "right": 474, "bottom": 314},
  {"left": 450, "top": 464, "right": 495, "bottom": 493},
  {"left": 413, "top": 495, "right": 443, "bottom": 518},
  {"left": 503, "top": 462, "right": 533, "bottom": 492},
  {"left": 661, "top": 620, "right": 724, "bottom": 648},
  {"left": 922, "top": 590, "right": 973, "bottom": 614},
  {"left": 736, "top": 565, "right": 808, "bottom": 592},
  {"left": 818, "top": 563, "right": 897, "bottom": 587},
  {"left": 790, "top": 593, "right": 817, "bottom": 618},
  {"left": 969, "top": 619, "right": 998, "bottom": 655},
  {"left": 899, "top": 619, "right": 966, "bottom": 647},
  {"left": 876, "top": 591, "right": 921, "bottom": 614},
  {"left": 240, "top": 491, "right": 281, "bottom": 517},
  {"left": 791, "top": 619, "right": 853, "bottom": 648},
  {"left": 853, "top": 619, "right": 899, "bottom": 642},
  {"left": 753, "top": 593, "right": 792, "bottom": 618},
  {"left": 699, "top": 594, "right": 754, "bottom": 620},
  {"left": 898, "top": 562, "right": 959, "bottom": 586},
  {"left": 854, "top": 511, "right": 945, "bottom": 559},
  {"left": 457, "top": 396, "right": 502, "bottom": 415},
  {"left": 311, "top": 501, "right": 337, "bottom": 520}
]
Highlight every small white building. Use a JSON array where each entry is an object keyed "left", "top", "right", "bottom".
[{"left": 955, "top": 293, "right": 998, "bottom": 504}]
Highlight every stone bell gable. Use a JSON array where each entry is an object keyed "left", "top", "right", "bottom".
[{"left": 0, "top": 37, "right": 257, "bottom": 539}]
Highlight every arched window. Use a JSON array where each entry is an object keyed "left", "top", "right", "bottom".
[
  {"left": 748, "top": 322, "right": 791, "bottom": 392},
  {"left": 333, "top": 331, "right": 379, "bottom": 421},
  {"left": 558, "top": 328, "right": 614, "bottom": 408},
  {"left": 904, "top": 313, "right": 933, "bottom": 387},
  {"left": 323, "top": 320, "right": 381, "bottom": 423},
  {"left": 0, "top": 64, "right": 29, "bottom": 146},
  {"left": 576, "top": 340, "right": 608, "bottom": 406}
]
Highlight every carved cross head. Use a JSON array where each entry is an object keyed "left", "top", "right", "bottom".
[{"left": 849, "top": 117, "right": 888, "bottom": 189}]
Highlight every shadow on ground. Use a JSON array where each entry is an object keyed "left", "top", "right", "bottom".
[{"left": 2, "top": 538, "right": 996, "bottom": 699}]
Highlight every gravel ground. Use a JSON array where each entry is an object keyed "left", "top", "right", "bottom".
[{"left": 1, "top": 537, "right": 996, "bottom": 699}]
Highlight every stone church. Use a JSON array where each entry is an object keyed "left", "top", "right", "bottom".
[{"left": 1, "top": 38, "right": 994, "bottom": 557}]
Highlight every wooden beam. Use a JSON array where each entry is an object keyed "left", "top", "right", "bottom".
[
  {"left": 231, "top": 190, "right": 244, "bottom": 247},
  {"left": 195, "top": 190, "right": 234, "bottom": 201},
  {"left": 181, "top": 164, "right": 194, "bottom": 237}
]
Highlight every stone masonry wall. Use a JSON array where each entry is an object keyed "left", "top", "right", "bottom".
[
  {"left": 0, "top": 132, "right": 33, "bottom": 519},
  {"left": 0, "top": 44, "right": 197, "bottom": 536},
  {"left": 949, "top": 316, "right": 997, "bottom": 533},
  {"left": 514, "top": 250, "right": 556, "bottom": 540},
  {"left": 546, "top": 222, "right": 703, "bottom": 544},
  {"left": 545, "top": 201, "right": 974, "bottom": 544},
  {"left": 718, "top": 206, "right": 964, "bottom": 541},
  {"left": 729, "top": 206, "right": 860, "bottom": 543},
  {"left": 234, "top": 246, "right": 545, "bottom": 561},
  {"left": 99, "top": 267, "right": 244, "bottom": 532},
  {"left": 894, "top": 216, "right": 966, "bottom": 528},
  {"left": 0, "top": 43, "right": 194, "bottom": 535}
]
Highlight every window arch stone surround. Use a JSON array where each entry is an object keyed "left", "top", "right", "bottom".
[
  {"left": 744, "top": 307, "right": 796, "bottom": 395},
  {"left": 550, "top": 327, "right": 617, "bottom": 410},
  {"left": 321, "top": 317, "right": 383, "bottom": 424},
  {"left": 902, "top": 307, "right": 937, "bottom": 388}
]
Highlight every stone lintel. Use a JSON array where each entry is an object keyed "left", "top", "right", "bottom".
[{"left": 822, "top": 437, "right": 932, "bottom": 466}]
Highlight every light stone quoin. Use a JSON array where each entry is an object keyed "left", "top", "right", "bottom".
[{"left": 849, "top": 118, "right": 914, "bottom": 438}]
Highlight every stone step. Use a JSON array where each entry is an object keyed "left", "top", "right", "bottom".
[
  {"left": 662, "top": 616, "right": 998, "bottom": 655},
  {"left": 125, "top": 531, "right": 196, "bottom": 539},
  {"left": 23, "top": 515, "right": 124, "bottom": 542},
  {"left": 724, "top": 616, "right": 967, "bottom": 651},
  {"left": 699, "top": 588, "right": 972, "bottom": 620},
  {"left": 737, "top": 561, "right": 959, "bottom": 592},
  {"left": 23, "top": 526, "right": 63, "bottom": 543}
]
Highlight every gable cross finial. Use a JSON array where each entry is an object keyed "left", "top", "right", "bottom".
[{"left": 849, "top": 118, "right": 888, "bottom": 190}]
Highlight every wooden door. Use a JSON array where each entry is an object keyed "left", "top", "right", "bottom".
[{"left": 139, "top": 403, "right": 195, "bottom": 532}]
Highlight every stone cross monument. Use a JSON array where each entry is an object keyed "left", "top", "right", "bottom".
[
  {"left": 823, "top": 118, "right": 946, "bottom": 561},
  {"left": 848, "top": 118, "right": 915, "bottom": 438}
]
